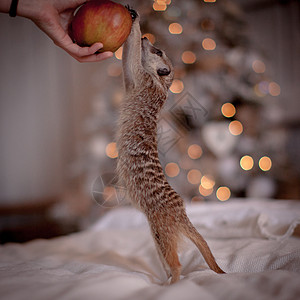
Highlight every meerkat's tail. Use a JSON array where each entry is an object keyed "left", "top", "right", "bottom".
[{"left": 180, "top": 213, "right": 225, "bottom": 274}]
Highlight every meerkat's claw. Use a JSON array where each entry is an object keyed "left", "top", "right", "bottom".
[{"left": 125, "top": 5, "right": 138, "bottom": 21}]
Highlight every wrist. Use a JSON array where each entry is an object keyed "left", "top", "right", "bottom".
[{"left": 9, "top": 0, "right": 19, "bottom": 17}]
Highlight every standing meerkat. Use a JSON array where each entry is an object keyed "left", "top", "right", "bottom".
[{"left": 116, "top": 7, "right": 225, "bottom": 284}]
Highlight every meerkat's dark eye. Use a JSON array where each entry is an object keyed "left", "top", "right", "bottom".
[
  {"left": 155, "top": 50, "right": 163, "bottom": 57},
  {"left": 151, "top": 47, "right": 163, "bottom": 57}
]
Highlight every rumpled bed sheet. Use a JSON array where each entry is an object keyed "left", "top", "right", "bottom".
[{"left": 0, "top": 199, "right": 300, "bottom": 300}]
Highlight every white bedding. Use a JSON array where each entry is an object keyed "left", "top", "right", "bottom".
[{"left": 1, "top": 199, "right": 300, "bottom": 300}]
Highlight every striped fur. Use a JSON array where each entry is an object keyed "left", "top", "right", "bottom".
[{"left": 116, "top": 10, "right": 225, "bottom": 284}]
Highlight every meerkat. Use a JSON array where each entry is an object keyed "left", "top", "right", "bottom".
[{"left": 116, "top": 7, "right": 225, "bottom": 284}]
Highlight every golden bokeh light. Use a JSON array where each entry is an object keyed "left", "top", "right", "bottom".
[
  {"left": 187, "top": 169, "right": 202, "bottom": 185},
  {"left": 252, "top": 60, "right": 266, "bottom": 73},
  {"left": 114, "top": 46, "right": 122, "bottom": 60},
  {"left": 202, "top": 38, "right": 216, "bottom": 50},
  {"left": 187, "top": 144, "right": 203, "bottom": 159},
  {"left": 156, "top": 0, "right": 171, "bottom": 4},
  {"left": 216, "top": 186, "right": 231, "bottom": 201},
  {"left": 201, "top": 175, "right": 215, "bottom": 190},
  {"left": 142, "top": 33, "right": 156, "bottom": 44},
  {"left": 229, "top": 120, "right": 243, "bottom": 136},
  {"left": 106, "top": 142, "right": 118, "bottom": 158},
  {"left": 153, "top": 2, "right": 167, "bottom": 11},
  {"left": 165, "top": 162, "right": 180, "bottom": 177},
  {"left": 240, "top": 155, "right": 254, "bottom": 171},
  {"left": 170, "top": 79, "right": 184, "bottom": 94},
  {"left": 269, "top": 82, "right": 281, "bottom": 96},
  {"left": 204, "top": 0, "right": 216, "bottom": 2},
  {"left": 199, "top": 185, "right": 213, "bottom": 196},
  {"left": 181, "top": 51, "right": 196, "bottom": 64},
  {"left": 168, "top": 23, "right": 183, "bottom": 34},
  {"left": 259, "top": 156, "right": 272, "bottom": 171},
  {"left": 221, "top": 103, "right": 236, "bottom": 118}
]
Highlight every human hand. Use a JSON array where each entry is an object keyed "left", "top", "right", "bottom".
[{"left": 17, "top": 0, "right": 113, "bottom": 62}]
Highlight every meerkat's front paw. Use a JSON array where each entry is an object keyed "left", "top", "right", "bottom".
[{"left": 125, "top": 5, "right": 138, "bottom": 21}]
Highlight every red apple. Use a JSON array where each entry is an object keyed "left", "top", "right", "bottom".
[{"left": 70, "top": 0, "right": 132, "bottom": 52}]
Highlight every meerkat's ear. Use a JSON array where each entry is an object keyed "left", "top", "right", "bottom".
[{"left": 157, "top": 68, "right": 171, "bottom": 76}]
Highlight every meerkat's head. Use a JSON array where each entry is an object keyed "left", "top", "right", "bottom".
[{"left": 141, "top": 37, "right": 174, "bottom": 89}]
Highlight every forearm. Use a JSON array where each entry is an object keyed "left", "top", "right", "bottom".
[
  {"left": 0, "top": 0, "right": 44, "bottom": 19},
  {"left": 122, "top": 19, "right": 143, "bottom": 90}
]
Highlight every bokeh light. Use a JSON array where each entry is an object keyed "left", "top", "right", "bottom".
[
  {"left": 142, "top": 33, "right": 156, "bottom": 44},
  {"left": 157, "top": 0, "right": 171, "bottom": 3},
  {"left": 153, "top": 2, "right": 167, "bottom": 11},
  {"left": 170, "top": 79, "right": 184, "bottom": 93},
  {"left": 169, "top": 23, "right": 183, "bottom": 34},
  {"left": 165, "top": 162, "right": 180, "bottom": 177},
  {"left": 269, "top": 82, "right": 281, "bottom": 96},
  {"left": 106, "top": 142, "right": 118, "bottom": 158},
  {"left": 259, "top": 156, "right": 272, "bottom": 171},
  {"left": 202, "top": 38, "right": 216, "bottom": 50},
  {"left": 254, "top": 84, "right": 265, "bottom": 97},
  {"left": 204, "top": 0, "right": 216, "bottom": 2},
  {"left": 187, "top": 144, "right": 203, "bottom": 159},
  {"left": 252, "top": 60, "right": 266, "bottom": 73},
  {"left": 114, "top": 47, "right": 122, "bottom": 60},
  {"left": 216, "top": 186, "right": 231, "bottom": 201},
  {"left": 187, "top": 169, "right": 202, "bottom": 184},
  {"left": 258, "top": 81, "right": 270, "bottom": 95},
  {"left": 181, "top": 51, "right": 196, "bottom": 64},
  {"left": 199, "top": 185, "right": 213, "bottom": 196},
  {"left": 240, "top": 155, "right": 254, "bottom": 171},
  {"left": 221, "top": 103, "right": 236, "bottom": 118},
  {"left": 229, "top": 120, "right": 243, "bottom": 136},
  {"left": 201, "top": 175, "right": 215, "bottom": 189}
]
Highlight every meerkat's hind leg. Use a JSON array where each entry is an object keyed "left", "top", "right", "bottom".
[
  {"left": 152, "top": 230, "right": 181, "bottom": 284},
  {"left": 166, "top": 245, "right": 181, "bottom": 284},
  {"left": 180, "top": 216, "right": 225, "bottom": 274},
  {"left": 153, "top": 238, "right": 171, "bottom": 278}
]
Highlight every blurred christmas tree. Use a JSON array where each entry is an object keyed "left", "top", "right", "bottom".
[{"left": 78, "top": 0, "right": 288, "bottom": 211}]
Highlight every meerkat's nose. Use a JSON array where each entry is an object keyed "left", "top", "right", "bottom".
[{"left": 157, "top": 68, "right": 171, "bottom": 76}]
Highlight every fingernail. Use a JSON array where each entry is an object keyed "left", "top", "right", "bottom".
[{"left": 96, "top": 42, "right": 103, "bottom": 49}]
